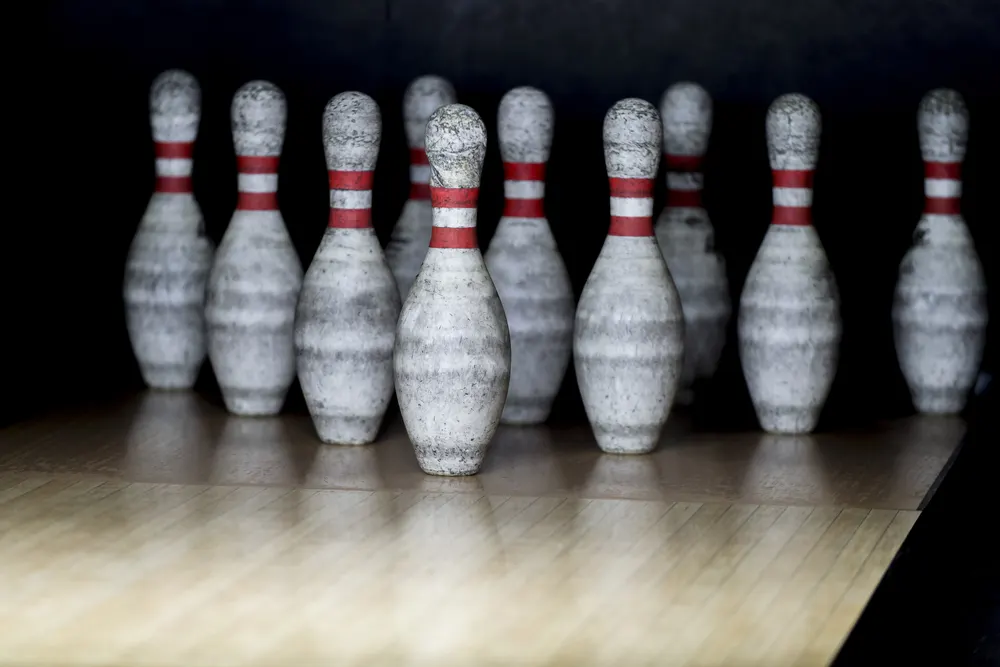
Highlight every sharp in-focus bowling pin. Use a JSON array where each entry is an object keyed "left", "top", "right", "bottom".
[
  {"left": 394, "top": 104, "right": 511, "bottom": 476},
  {"left": 738, "top": 93, "right": 841, "bottom": 434},
  {"left": 893, "top": 89, "right": 988, "bottom": 414},
  {"left": 654, "top": 82, "right": 730, "bottom": 405},
  {"left": 385, "top": 75, "right": 457, "bottom": 302},
  {"left": 574, "top": 98, "right": 685, "bottom": 455},
  {"left": 124, "top": 70, "right": 214, "bottom": 390},
  {"left": 294, "top": 92, "right": 401, "bottom": 444},
  {"left": 484, "top": 86, "right": 574, "bottom": 425},
  {"left": 205, "top": 81, "right": 303, "bottom": 416}
]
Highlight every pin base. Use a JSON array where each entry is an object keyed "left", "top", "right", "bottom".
[
  {"left": 500, "top": 402, "right": 552, "bottom": 426},
  {"left": 414, "top": 450, "right": 485, "bottom": 477},
  {"left": 594, "top": 432, "right": 660, "bottom": 456},
  {"left": 911, "top": 388, "right": 968, "bottom": 416},
  {"left": 221, "top": 392, "right": 286, "bottom": 417},
  {"left": 140, "top": 364, "right": 200, "bottom": 391},
  {"left": 311, "top": 415, "right": 381, "bottom": 446},
  {"left": 755, "top": 404, "right": 821, "bottom": 435}
]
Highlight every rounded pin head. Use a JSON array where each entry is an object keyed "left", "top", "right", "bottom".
[
  {"left": 603, "top": 98, "right": 662, "bottom": 179},
  {"left": 918, "top": 88, "right": 968, "bottom": 163},
  {"left": 404, "top": 75, "right": 457, "bottom": 149},
  {"left": 425, "top": 104, "right": 487, "bottom": 189},
  {"left": 498, "top": 86, "right": 553, "bottom": 163},
  {"left": 231, "top": 80, "right": 287, "bottom": 157},
  {"left": 150, "top": 69, "right": 200, "bottom": 143},
  {"left": 766, "top": 93, "right": 821, "bottom": 170},
  {"left": 323, "top": 92, "right": 381, "bottom": 172},
  {"left": 660, "top": 82, "right": 712, "bottom": 157}
]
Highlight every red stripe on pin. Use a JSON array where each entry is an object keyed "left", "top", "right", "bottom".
[
  {"left": 409, "top": 148, "right": 429, "bottom": 165},
  {"left": 430, "top": 187, "right": 479, "bottom": 209},
  {"left": 609, "top": 216, "right": 654, "bottom": 237},
  {"left": 772, "top": 206, "right": 812, "bottom": 226},
  {"left": 328, "top": 208, "right": 372, "bottom": 228},
  {"left": 409, "top": 182, "right": 431, "bottom": 200},
  {"left": 503, "top": 162, "right": 545, "bottom": 181},
  {"left": 609, "top": 177, "right": 654, "bottom": 198},
  {"left": 328, "top": 170, "right": 374, "bottom": 190},
  {"left": 429, "top": 226, "right": 478, "bottom": 249},
  {"left": 237, "top": 192, "right": 278, "bottom": 211},
  {"left": 925, "top": 198, "right": 961, "bottom": 215},
  {"left": 667, "top": 189, "right": 701, "bottom": 208},
  {"left": 772, "top": 169, "right": 814, "bottom": 188},
  {"left": 155, "top": 176, "right": 192, "bottom": 193},
  {"left": 924, "top": 162, "right": 961, "bottom": 179},
  {"left": 665, "top": 154, "right": 702, "bottom": 171},
  {"left": 155, "top": 142, "right": 194, "bottom": 159},
  {"left": 503, "top": 199, "right": 544, "bottom": 218},
  {"left": 237, "top": 156, "right": 280, "bottom": 174}
]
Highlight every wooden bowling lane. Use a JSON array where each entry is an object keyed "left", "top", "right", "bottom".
[{"left": 0, "top": 392, "right": 963, "bottom": 666}]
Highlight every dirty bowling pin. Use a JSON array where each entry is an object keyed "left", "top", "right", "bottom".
[
  {"left": 205, "top": 81, "right": 303, "bottom": 416},
  {"left": 574, "top": 98, "right": 685, "bottom": 455},
  {"left": 893, "top": 89, "right": 987, "bottom": 414},
  {"left": 654, "top": 82, "right": 730, "bottom": 405},
  {"left": 385, "top": 75, "right": 457, "bottom": 301},
  {"left": 124, "top": 69, "right": 214, "bottom": 390},
  {"left": 484, "top": 86, "right": 574, "bottom": 425},
  {"left": 294, "top": 92, "right": 401, "bottom": 444},
  {"left": 394, "top": 104, "right": 511, "bottom": 476},
  {"left": 738, "top": 93, "right": 841, "bottom": 434}
]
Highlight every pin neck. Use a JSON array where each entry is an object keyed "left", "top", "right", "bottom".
[
  {"left": 502, "top": 161, "right": 546, "bottom": 218},
  {"left": 664, "top": 153, "right": 703, "bottom": 209},
  {"left": 608, "top": 177, "right": 655, "bottom": 237},
  {"left": 236, "top": 156, "right": 280, "bottom": 211},
  {"left": 429, "top": 185, "right": 480, "bottom": 249},
  {"left": 923, "top": 161, "right": 962, "bottom": 215},
  {"left": 154, "top": 141, "right": 194, "bottom": 194},
  {"left": 770, "top": 169, "right": 813, "bottom": 226},
  {"left": 327, "top": 169, "right": 374, "bottom": 229},
  {"left": 409, "top": 148, "right": 431, "bottom": 201}
]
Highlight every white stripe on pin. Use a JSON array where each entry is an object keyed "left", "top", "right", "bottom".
[
  {"left": 504, "top": 180, "right": 545, "bottom": 199},
  {"left": 610, "top": 197, "right": 653, "bottom": 217},
  {"left": 155, "top": 158, "right": 193, "bottom": 177},
  {"left": 430, "top": 207, "right": 477, "bottom": 228},
  {"left": 772, "top": 187, "right": 813, "bottom": 207},
  {"left": 924, "top": 178, "right": 961, "bottom": 198},
  {"left": 330, "top": 190, "right": 372, "bottom": 209},
  {"left": 409, "top": 164, "right": 431, "bottom": 184},
  {"left": 238, "top": 173, "right": 278, "bottom": 193}
]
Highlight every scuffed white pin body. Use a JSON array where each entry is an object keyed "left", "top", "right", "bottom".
[
  {"left": 294, "top": 92, "right": 401, "bottom": 444},
  {"left": 484, "top": 86, "right": 574, "bottom": 425},
  {"left": 654, "top": 82, "right": 730, "bottom": 405},
  {"left": 893, "top": 89, "right": 987, "bottom": 414},
  {"left": 574, "top": 98, "right": 685, "bottom": 455},
  {"left": 738, "top": 93, "right": 841, "bottom": 434},
  {"left": 124, "top": 69, "right": 214, "bottom": 390},
  {"left": 205, "top": 81, "right": 303, "bottom": 416},
  {"left": 385, "top": 76, "right": 456, "bottom": 302},
  {"left": 394, "top": 104, "right": 511, "bottom": 476}
]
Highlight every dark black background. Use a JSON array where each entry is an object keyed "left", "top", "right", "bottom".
[{"left": 23, "top": 0, "right": 999, "bottom": 428}]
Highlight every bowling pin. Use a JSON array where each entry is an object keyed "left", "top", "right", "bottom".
[
  {"left": 893, "top": 89, "right": 988, "bottom": 414},
  {"left": 205, "top": 81, "right": 303, "bottom": 416},
  {"left": 294, "top": 92, "right": 401, "bottom": 444},
  {"left": 574, "top": 98, "right": 685, "bottom": 455},
  {"left": 394, "top": 104, "right": 511, "bottom": 476},
  {"left": 738, "top": 93, "right": 841, "bottom": 434},
  {"left": 385, "top": 75, "right": 457, "bottom": 301},
  {"left": 484, "top": 86, "right": 574, "bottom": 425},
  {"left": 654, "top": 82, "right": 730, "bottom": 405},
  {"left": 124, "top": 70, "right": 214, "bottom": 390}
]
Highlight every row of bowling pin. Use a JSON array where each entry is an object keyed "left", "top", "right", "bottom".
[{"left": 124, "top": 72, "right": 987, "bottom": 465}]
